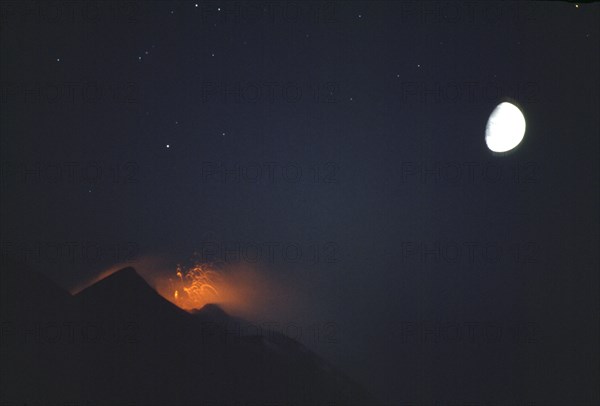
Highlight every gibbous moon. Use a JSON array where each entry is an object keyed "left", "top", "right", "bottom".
[{"left": 485, "top": 102, "right": 526, "bottom": 153}]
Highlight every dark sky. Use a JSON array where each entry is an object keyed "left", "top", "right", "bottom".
[{"left": 1, "top": 1, "right": 599, "bottom": 404}]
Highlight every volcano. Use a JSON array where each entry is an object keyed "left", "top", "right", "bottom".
[{"left": 0, "top": 259, "right": 378, "bottom": 405}]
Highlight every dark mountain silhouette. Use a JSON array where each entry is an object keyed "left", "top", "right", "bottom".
[
  {"left": 1, "top": 260, "right": 378, "bottom": 405},
  {"left": 0, "top": 257, "right": 80, "bottom": 403},
  {"left": 0, "top": 256, "right": 72, "bottom": 320},
  {"left": 192, "top": 302, "right": 233, "bottom": 324}
]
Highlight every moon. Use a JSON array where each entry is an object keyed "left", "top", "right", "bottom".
[{"left": 485, "top": 102, "right": 526, "bottom": 153}]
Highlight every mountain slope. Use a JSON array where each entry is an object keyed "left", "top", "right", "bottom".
[{"left": 1, "top": 264, "right": 379, "bottom": 405}]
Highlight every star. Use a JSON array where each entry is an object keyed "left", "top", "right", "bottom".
[
  {"left": 195, "top": 3, "right": 198, "bottom": 7},
  {"left": 222, "top": 132, "right": 226, "bottom": 136},
  {"left": 166, "top": 144, "right": 170, "bottom": 149}
]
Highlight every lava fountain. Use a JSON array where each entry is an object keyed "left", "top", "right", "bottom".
[
  {"left": 80, "top": 256, "right": 298, "bottom": 321},
  {"left": 168, "top": 263, "right": 221, "bottom": 310}
]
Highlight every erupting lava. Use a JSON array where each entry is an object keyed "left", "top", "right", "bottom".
[
  {"left": 76, "top": 257, "right": 279, "bottom": 318},
  {"left": 168, "top": 263, "right": 221, "bottom": 310},
  {"left": 147, "top": 258, "right": 280, "bottom": 318}
]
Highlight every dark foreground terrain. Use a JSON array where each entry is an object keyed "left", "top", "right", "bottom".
[{"left": 0, "top": 259, "right": 377, "bottom": 405}]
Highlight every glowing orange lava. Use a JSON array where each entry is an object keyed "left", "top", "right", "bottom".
[{"left": 167, "top": 264, "right": 221, "bottom": 310}]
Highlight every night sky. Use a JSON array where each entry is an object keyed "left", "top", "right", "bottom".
[{"left": 1, "top": 1, "right": 599, "bottom": 404}]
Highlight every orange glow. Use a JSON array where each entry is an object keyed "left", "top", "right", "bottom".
[
  {"left": 165, "top": 264, "right": 221, "bottom": 310},
  {"left": 77, "top": 256, "right": 298, "bottom": 321},
  {"left": 153, "top": 260, "right": 284, "bottom": 318}
]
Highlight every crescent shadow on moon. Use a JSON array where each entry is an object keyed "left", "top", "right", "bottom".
[{"left": 485, "top": 97, "right": 527, "bottom": 157}]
